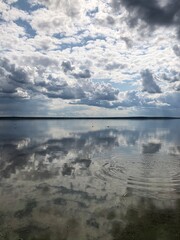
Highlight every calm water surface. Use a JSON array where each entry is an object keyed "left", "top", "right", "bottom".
[{"left": 0, "top": 120, "right": 180, "bottom": 240}]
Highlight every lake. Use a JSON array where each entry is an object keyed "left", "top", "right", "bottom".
[{"left": 0, "top": 120, "right": 180, "bottom": 240}]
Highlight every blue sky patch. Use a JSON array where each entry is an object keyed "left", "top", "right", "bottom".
[{"left": 14, "top": 18, "right": 36, "bottom": 37}]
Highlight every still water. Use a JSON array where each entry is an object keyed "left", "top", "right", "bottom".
[{"left": 0, "top": 120, "right": 180, "bottom": 240}]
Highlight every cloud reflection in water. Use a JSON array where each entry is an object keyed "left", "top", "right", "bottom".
[{"left": 0, "top": 120, "right": 180, "bottom": 239}]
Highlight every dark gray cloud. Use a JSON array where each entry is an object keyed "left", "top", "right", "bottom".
[
  {"left": 37, "top": 75, "right": 118, "bottom": 101},
  {"left": 73, "top": 69, "right": 91, "bottom": 79},
  {"left": 0, "top": 58, "right": 30, "bottom": 98},
  {"left": 141, "top": 69, "right": 161, "bottom": 93},
  {"left": 105, "top": 62, "right": 127, "bottom": 70},
  {"left": 2, "top": 58, "right": 179, "bottom": 111},
  {"left": 35, "top": 75, "right": 86, "bottom": 100},
  {"left": 174, "top": 84, "right": 180, "bottom": 91},
  {"left": 111, "top": 0, "right": 121, "bottom": 12},
  {"left": 162, "top": 70, "right": 180, "bottom": 82},
  {"left": 39, "top": 59, "right": 122, "bottom": 103},
  {"left": 0, "top": 58, "right": 120, "bottom": 105},
  {"left": 121, "top": 37, "right": 133, "bottom": 48},
  {"left": 111, "top": 0, "right": 180, "bottom": 37},
  {"left": 106, "top": 15, "right": 116, "bottom": 25},
  {"left": 45, "top": 85, "right": 86, "bottom": 99},
  {"left": 173, "top": 45, "right": 180, "bottom": 56},
  {"left": 76, "top": 89, "right": 165, "bottom": 109},
  {"left": 61, "top": 60, "right": 74, "bottom": 72},
  {"left": 0, "top": 58, "right": 29, "bottom": 84},
  {"left": 74, "top": 81, "right": 120, "bottom": 108},
  {"left": 62, "top": 60, "right": 91, "bottom": 79},
  {"left": 0, "top": 58, "right": 85, "bottom": 101}
]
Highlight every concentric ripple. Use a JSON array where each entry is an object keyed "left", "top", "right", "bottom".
[
  {"left": 95, "top": 163, "right": 127, "bottom": 182},
  {"left": 95, "top": 158, "right": 180, "bottom": 199}
]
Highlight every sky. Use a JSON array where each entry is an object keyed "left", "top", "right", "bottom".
[{"left": 0, "top": 0, "right": 180, "bottom": 117}]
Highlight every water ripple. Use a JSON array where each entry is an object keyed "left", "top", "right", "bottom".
[{"left": 95, "top": 162, "right": 180, "bottom": 198}]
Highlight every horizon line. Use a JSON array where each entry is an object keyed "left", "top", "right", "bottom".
[{"left": 0, "top": 116, "right": 180, "bottom": 120}]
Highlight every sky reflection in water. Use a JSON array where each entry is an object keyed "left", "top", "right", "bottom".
[{"left": 0, "top": 120, "right": 180, "bottom": 240}]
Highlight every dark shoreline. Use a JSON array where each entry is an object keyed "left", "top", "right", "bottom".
[{"left": 0, "top": 117, "right": 180, "bottom": 120}]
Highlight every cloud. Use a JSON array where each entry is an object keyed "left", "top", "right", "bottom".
[
  {"left": 1, "top": 0, "right": 180, "bottom": 116},
  {"left": 81, "top": 80, "right": 119, "bottom": 100},
  {"left": 41, "top": 78, "right": 119, "bottom": 102},
  {"left": 61, "top": 60, "right": 91, "bottom": 79},
  {"left": 141, "top": 69, "right": 161, "bottom": 94},
  {"left": 111, "top": 0, "right": 121, "bottom": 12},
  {"left": 23, "top": 54, "right": 59, "bottom": 68},
  {"left": 61, "top": 60, "right": 75, "bottom": 73},
  {"left": 73, "top": 69, "right": 91, "bottom": 79},
  {"left": 173, "top": 83, "right": 180, "bottom": 91},
  {"left": 162, "top": 70, "right": 180, "bottom": 82},
  {"left": 159, "top": 91, "right": 180, "bottom": 108},
  {"left": 0, "top": 1, "right": 30, "bottom": 22},
  {"left": 32, "top": 0, "right": 81, "bottom": 17},
  {"left": 44, "top": 83, "right": 86, "bottom": 100},
  {"left": 173, "top": 45, "right": 180, "bottom": 56},
  {"left": 0, "top": 56, "right": 118, "bottom": 104},
  {"left": 111, "top": 0, "right": 180, "bottom": 37},
  {"left": 0, "top": 58, "right": 31, "bottom": 98},
  {"left": 1, "top": 57, "right": 180, "bottom": 114},
  {"left": 105, "top": 62, "right": 127, "bottom": 71},
  {"left": 0, "top": 57, "right": 119, "bottom": 104},
  {"left": 121, "top": 37, "right": 133, "bottom": 48}
]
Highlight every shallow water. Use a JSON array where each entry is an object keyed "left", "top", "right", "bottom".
[{"left": 0, "top": 120, "right": 180, "bottom": 240}]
